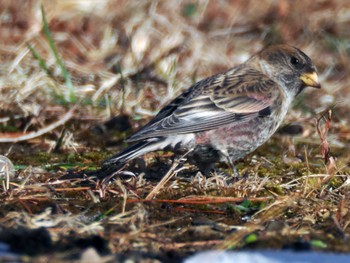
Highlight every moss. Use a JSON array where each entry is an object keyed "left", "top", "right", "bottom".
[
  {"left": 328, "top": 176, "right": 345, "bottom": 188},
  {"left": 21, "top": 152, "right": 52, "bottom": 165},
  {"left": 0, "top": 124, "right": 20, "bottom": 133},
  {"left": 265, "top": 183, "right": 285, "bottom": 195}
]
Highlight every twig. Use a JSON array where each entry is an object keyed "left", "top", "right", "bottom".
[
  {"left": 302, "top": 146, "right": 310, "bottom": 196},
  {"left": 316, "top": 109, "right": 337, "bottom": 179},
  {"left": 0, "top": 108, "right": 74, "bottom": 143},
  {"left": 54, "top": 187, "right": 91, "bottom": 192},
  {"left": 127, "top": 196, "right": 272, "bottom": 205},
  {"left": 146, "top": 150, "right": 192, "bottom": 200},
  {"left": 163, "top": 240, "right": 222, "bottom": 249},
  {"left": 316, "top": 109, "right": 332, "bottom": 164}
]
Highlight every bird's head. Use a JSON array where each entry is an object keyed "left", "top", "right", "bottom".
[{"left": 255, "top": 45, "right": 321, "bottom": 97}]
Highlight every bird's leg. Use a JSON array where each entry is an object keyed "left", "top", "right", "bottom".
[
  {"left": 190, "top": 146, "right": 221, "bottom": 177},
  {"left": 226, "top": 156, "right": 241, "bottom": 178}
]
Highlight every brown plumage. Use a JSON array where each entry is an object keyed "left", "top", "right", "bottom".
[{"left": 103, "top": 45, "right": 320, "bottom": 173}]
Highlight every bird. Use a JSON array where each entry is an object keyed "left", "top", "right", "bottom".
[{"left": 103, "top": 45, "right": 320, "bottom": 174}]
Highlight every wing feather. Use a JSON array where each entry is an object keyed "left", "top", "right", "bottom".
[{"left": 127, "top": 69, "right": 281, "bottom": 142}]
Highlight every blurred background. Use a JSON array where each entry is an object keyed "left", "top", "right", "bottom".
[{"left": 1, "top": 0, "right": 349, "bottom": 121}]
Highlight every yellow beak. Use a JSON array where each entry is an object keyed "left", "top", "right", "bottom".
[{"left": 300, "top": 72, "right": 321, "bottom": 88}]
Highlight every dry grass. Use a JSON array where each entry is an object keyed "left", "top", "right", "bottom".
[{"left": 0, "top": 0, "right": 350, "bottom": 261}]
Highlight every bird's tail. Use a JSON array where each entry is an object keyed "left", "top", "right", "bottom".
[{"left": 103, "top": 138, "right": 166, "bottom": 166}]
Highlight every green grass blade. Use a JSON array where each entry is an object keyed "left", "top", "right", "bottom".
[
  {"left": 26, "top": 43, "right": 53, "bottom": 77},
  {"left": 41, "top": 5, "right": 76, "bottom": 103}
]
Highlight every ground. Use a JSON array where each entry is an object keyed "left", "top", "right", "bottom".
[{"left": 0, "top": 1, "right": 350, "bottom": 262}]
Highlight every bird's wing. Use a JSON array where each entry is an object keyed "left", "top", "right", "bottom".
[{"left": 127, "top": 69, "right": 281, "bottom": 141}]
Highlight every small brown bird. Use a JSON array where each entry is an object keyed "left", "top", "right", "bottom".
[{"left": 104, "top": 45, "right": 320, "bottom": 173}]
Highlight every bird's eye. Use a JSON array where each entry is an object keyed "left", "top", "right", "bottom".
[{"left": 290, "top": 56, "right": 303, "bottom": 69}]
